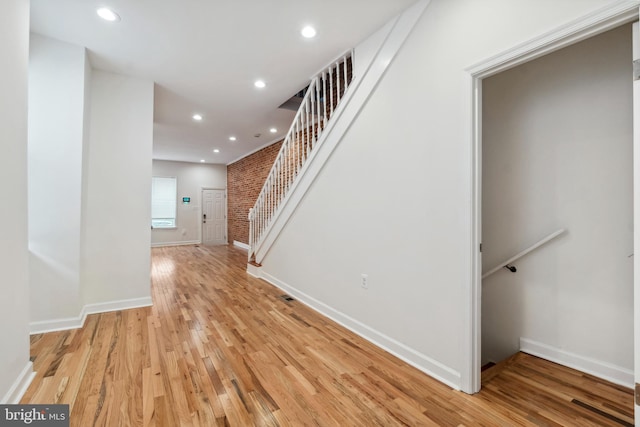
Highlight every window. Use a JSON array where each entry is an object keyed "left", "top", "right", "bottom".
[{"left": 151, "top": 177, "right": 177, "bottom": 228}]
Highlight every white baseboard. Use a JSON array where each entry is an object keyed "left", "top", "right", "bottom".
[
  {"left": 233, "top": 240, "right": 250, "bottom": 251},
  {"left": 29, "top": 313, "right": 84, "bottom": 334},
  {"left": 151, "top": 240, "right": 200, "bottom": 248},
  {"left": 520, "top": 337, "right": 633, "bottom": 389},
  {"left": 1, "top": 362, "right": 35, "bottom": 404},
  {"left": 30, "top": 296, "right": 153, "bottom": 335},
  {"left": 259, "top": 271, "right": 461, "bottom": 390},
  {"left": 246, "top": 263, "right": 262, "bottom": 278},
  {"left": 82, "top": 296, "right": 153, "bottom": 317}
]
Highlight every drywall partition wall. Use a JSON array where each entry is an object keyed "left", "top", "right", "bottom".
[
  {"left": 0, "top": 0, "right": 31, "bottom": 403},
  {"left": 82, "top": 70, "right": 154, "bottom": 306},
  {"left": 227, "top": 141, "right": 283, "bottom": 244},
  {"left": 259, "top": 0, "right": 619, "bottom": 391},
  {"left": 482, "top": 26, "right": 632, "bottom": 373},
  {"left": 151, "top": 160, "right": 226, "bottom": 246},
  {"left": 28, "top": 34, "right": 88, "bottom": 323}
]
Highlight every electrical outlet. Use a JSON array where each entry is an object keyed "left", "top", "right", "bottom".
[{"left": 361, "top": 273, "right": 368, "bottom": 289}]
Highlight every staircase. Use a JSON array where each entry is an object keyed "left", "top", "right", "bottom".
[
  {"left": 248, "top": 52, "right": 354, "bottom": 264},
  {"left": 246, "top": 0, "right": 431, "bottom": 268}
]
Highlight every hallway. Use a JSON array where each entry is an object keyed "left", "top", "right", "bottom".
[{"left": 22, "top": 244, "right": 633, "bottom": 426}]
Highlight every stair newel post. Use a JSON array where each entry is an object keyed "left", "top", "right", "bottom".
[
  {"left": 254, "top": 193, "right": 264, "bottom": 242},
  {"left": 248, "top": 208, "right": 254, "bottom": 261},
  {"left": 264, "top": 180, "right": 269, "bottom": 229}
]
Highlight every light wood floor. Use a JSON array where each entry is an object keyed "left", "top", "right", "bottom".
[{"left": 22, "top": 244, "right": 633, "bottom": 426}]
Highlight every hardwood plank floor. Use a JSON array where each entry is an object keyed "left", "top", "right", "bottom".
[{"left": 22, "top": 244, "right": 633, "bottom": 426}]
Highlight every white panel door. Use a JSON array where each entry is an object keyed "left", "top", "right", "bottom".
[
  {"left": 633, "top": 20, "right": 639, "bottom": 425},
  {"left": 202, "top": 189, "right": 226, "bottom": 245}
]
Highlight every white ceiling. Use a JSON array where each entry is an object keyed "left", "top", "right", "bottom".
[{"left": 30, "top": 0, "right": 417, "bottom": 165}]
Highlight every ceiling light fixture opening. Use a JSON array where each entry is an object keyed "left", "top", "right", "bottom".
[
  {"left": 97, "top": 7, "right": 120, "bottom": 22},
  {"left": 301, "top": 26, "right": 317, "bottom": 38},
  {"left": 213, "top": 149, "right": 220, "bottom": 153},
  {"left": 200, "top": 159, "right": 205, "bottom": 163},
  {"left": 254, "top": 80, "right": 266, "bottom": 89},
  {"left": 192, "top": 114, "right": 203, "bottom": 121},
  {"left": 270, "top": 128, "right": 277, "bottom": 133},
  {"left": 229, "top": 136, "right": 237, "bottom": 141}
]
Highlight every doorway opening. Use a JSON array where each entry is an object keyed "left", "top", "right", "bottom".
[{"left": 466, "top": 4, "right": 639, "bottom": 403}]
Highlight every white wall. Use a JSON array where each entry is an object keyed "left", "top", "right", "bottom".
[
  {"left": 28, "top": 34, "right": 88, "bottom": 322},
  {"left": 82, "top": 70, "right": 154, "bottom": 305},
  {"left": 353, "top": 19, "right": 393, "bottom": 79},
  {"left": 0, "top": 0, "right": 31, "bottom": 402},
  {"left": 482, "top": 26, "right": 633, "bottom": 369},
  {"left": 151, "top": 160, "right": 226, "bottom": 246},
  {"left": 259, "top": 0, "right": 618, "bottom": 391}
]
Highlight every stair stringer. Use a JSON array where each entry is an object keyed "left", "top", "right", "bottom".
[{"left": 253, "top": 0, "right": 431, "bottom": 265}]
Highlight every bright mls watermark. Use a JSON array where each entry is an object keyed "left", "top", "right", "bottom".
[{"left": 0, "top": 405, "right": 69, "bottom": 426}]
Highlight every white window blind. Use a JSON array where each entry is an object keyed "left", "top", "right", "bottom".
[{"left": 151, "top": 177, "right": 177, "bottom": 228}]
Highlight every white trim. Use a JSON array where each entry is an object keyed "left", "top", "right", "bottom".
[
  {"left": 226, "top": 137, "right": 285, "bottom": 166},
  {"left": 151, "top": 240, "right": 200, "bottom": 248},
  {"left": 29, "top": 296, "right": 153, "bottom": 334},
  {"left": 259, "top": 270, "right": 461, "bottom": 389},
  {"left": 466, "top": 1, "right": 640, "bottom": 396},
  {"left": 82, "top": 297, "right": 152, "bottom": 317},
  {"left": 520, "top": 338, "right": 633, "bottom": 389},
  {"left": 233, "top": 240, "right": 250, "bottom": 251},
  {"left": 462, "top": 76, "right": 483, "bottom": 395},
  {"left": 246, "top": 262, "right": 263, "bottom": 278},
  {"left": 466, "top": 1, "right": 640, "bottom": 78},
  {"left": 29, "top": 314, "right": 84, "bottom": 334},
  {"left": 633, "top": 18, "right": 640, "bottom": 426},
  {"left": 253, "top": 0, "right": 432, "bottom": 264},
  {"left": 1, "top": 362, "right": 35, "bottom": 404}
]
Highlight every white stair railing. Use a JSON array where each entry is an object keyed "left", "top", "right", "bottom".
[
  {"left": 248, "top": 52, "right": 354, "bottom": 262},
  {"left": 482, "top": 228, "right": 566, "bottom": 279}
]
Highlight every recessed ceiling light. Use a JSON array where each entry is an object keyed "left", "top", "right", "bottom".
[
  {"left": 97, "top": 7, "right": 120, "bottom": 22},
  {"left": 254, "top": 80, "right": 266, "bottom": 89},
  {"left": 270, "top": 128, "right": 277, "bottom": 133},
  {"left": 213, "top": 149, "right": 220, "bottom": 153},
  {"left": 200, "top": 159, "right": 205, "bottom": 163},
  {"left": 229, "top": 136, "right": 236, "bottom": 141},
  {"left": 301, "top": 26, "right": 317, "bottom": 38}
]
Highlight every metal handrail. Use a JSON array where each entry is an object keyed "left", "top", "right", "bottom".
[{"left": 482, "top": 228, "right": 566, "bottom": 279}]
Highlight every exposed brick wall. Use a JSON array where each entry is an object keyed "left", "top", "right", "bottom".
[{"left": 227, "top": 140, "right": 283, "bottom": 244}]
